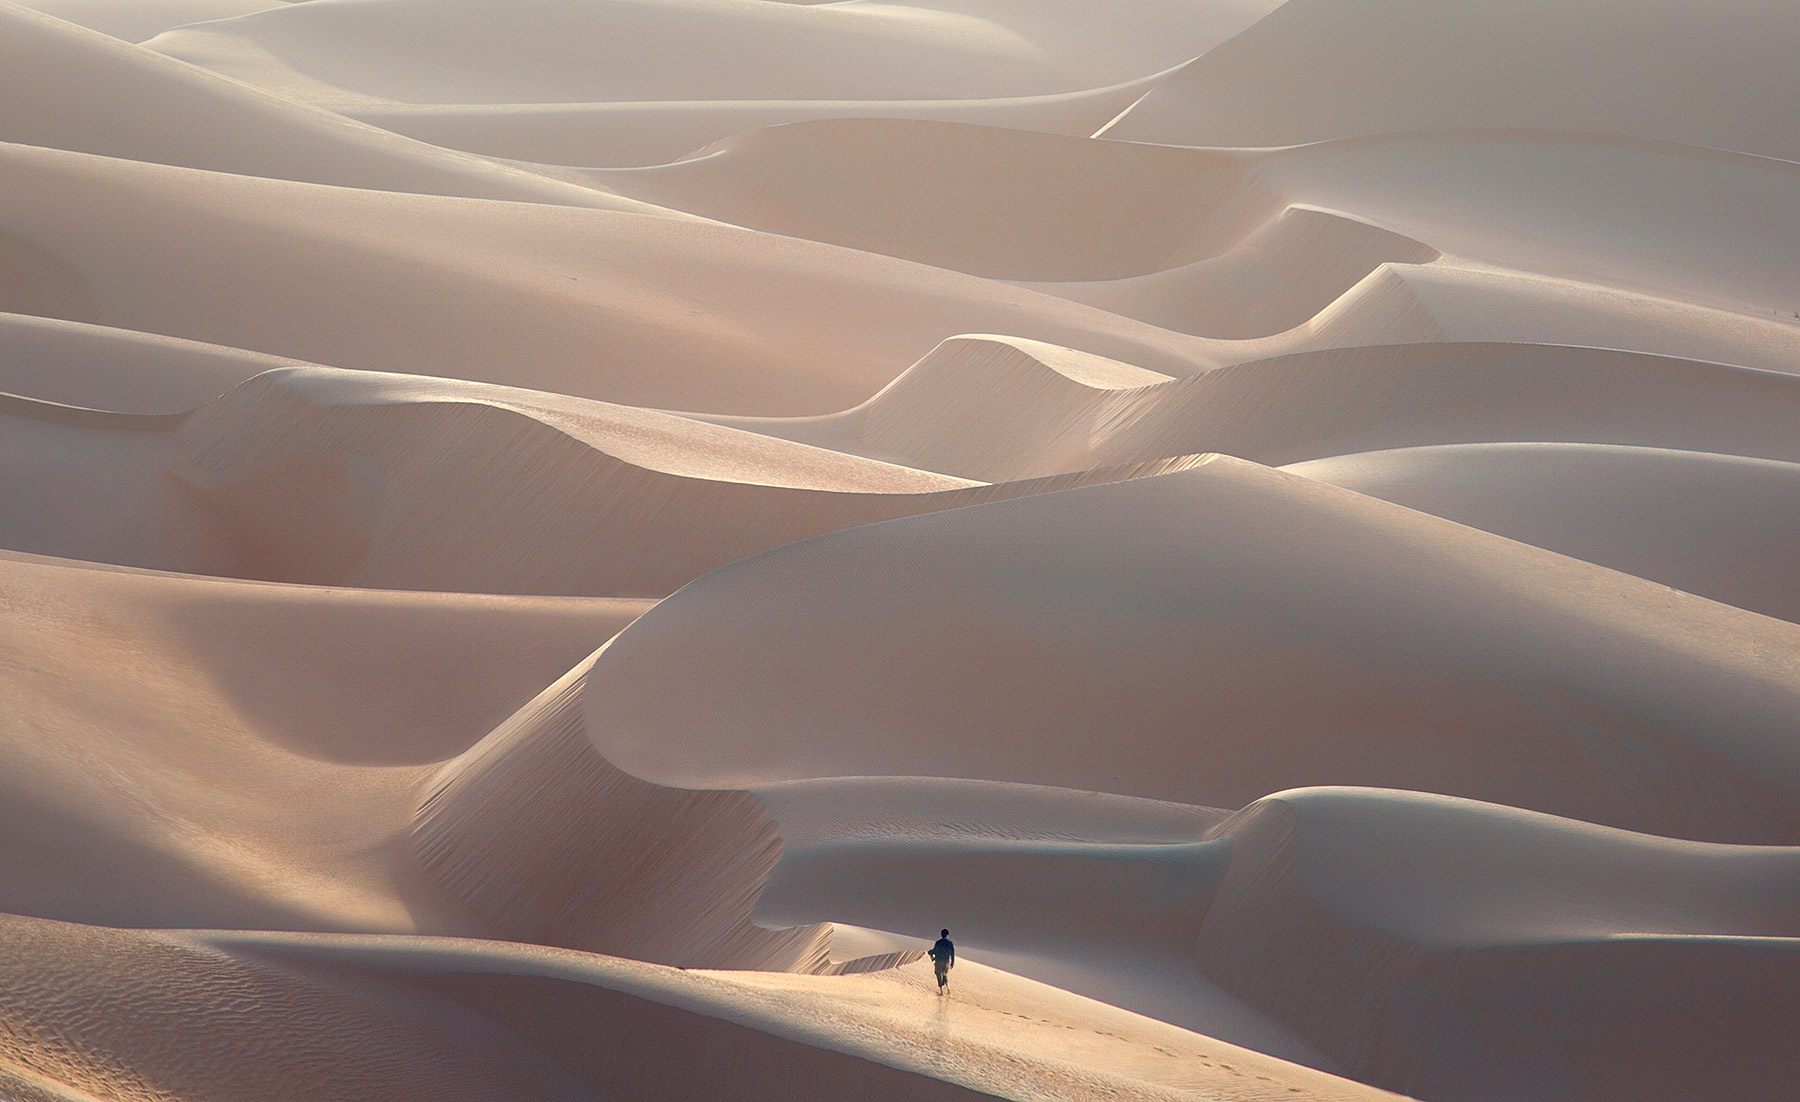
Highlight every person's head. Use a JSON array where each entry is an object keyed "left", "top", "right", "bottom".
[{"left": 941, "top": 929, "right": 950, "bottom": 938}]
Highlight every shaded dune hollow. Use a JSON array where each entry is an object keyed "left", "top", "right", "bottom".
[
  {"left": 0, "top": 364, "right": 1207, "bottom": 595},
  {"left": 1015, "top": 206, "right": 1441, "bottom": 340},
  {"left": 597, "top": 117, "right": 1266, "bottom": 282},
  {"left": 603, "top": 117, "right": 1441, "bottom": 342},
  {"left": 1194, "top": 788, "right": 1800, "bottom": 1102},
  {"left": 598, "top": 117, "right": 1450, "bottom": 341},
  {"left": 412, "top": 654, "right": 833, "bottom": 972}
]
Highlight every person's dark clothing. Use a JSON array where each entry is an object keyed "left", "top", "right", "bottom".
[{"left": 930, "top": 937, "right": 955, "bottom": 986}]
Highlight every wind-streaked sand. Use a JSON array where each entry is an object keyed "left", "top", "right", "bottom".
[{"left": 1, "top": 0, "right": 1796, "bottom": 1099}]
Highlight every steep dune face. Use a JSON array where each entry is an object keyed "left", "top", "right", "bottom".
[
  {"left": 414, "top": 657, "right": 831, "bottom": 971},
  {"left": 0, "top": 550, "right": 644, "bottom": 934},
  {"left": 580, "top": 459, "right": 1800, "bottom": 843},
  {"left": 1304, "top": 263, "right": 1800, "bottom": 377}
]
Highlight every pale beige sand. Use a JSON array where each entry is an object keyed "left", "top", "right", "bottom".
[
  {"left": 580, "top": 458, "right": 1800, "bottom": 840},
  {"left": 1286, "top": 443, "right": 1800, "bottom": 623},
  {"left": 12, "top": 0, "right": 277, "bottom": 44},
  {"left": 143, "top": 0, "right": 1282, "bottom": 165},
  {"left": 1102, "top": 0, "right": 1800, "bottom": 162},
  {"left": 3, "top": 0, "right": 1798, "bottom": 1098},
  {"left": 0, "top": 2, "right": 626, "bottom": 206},
  {"left": 0, "top": 140, "right": 1211, "bottom": 414},
  {"left": 714, "top": 337, "right": 1800, "bottom": 482},
  {"left": 0, "top": 311, "right": 301, "bottom": 412},
  {"left": 0, "top": 365, "right": 1204, "bottom": 593},
  {"left": 598, "top": 117, "right": 1800, "bottom": 368}
]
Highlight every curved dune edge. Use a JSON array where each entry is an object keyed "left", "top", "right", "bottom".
[
  {"left": 1286, "top": 443, "right": 1800, "bottom": 623},
  {"left": 140, "top": 0, "right": 1276, "bottom": 168},
  {"left": 0, "top": 1, "right": 624, "bottom": 207},
  {"left": 0, "top": 547, "right": 650, "bottom": 936},
  {"left": 356, "top": 66, "right": 1190, "bottom": 169},
  {"left": 412, "top": 653, "right": 832, "bottom": 972},
  {"left": 598, "top": 119, "right": 1441, "bottom": 315},
  {"left": 0, "top": 915, "right": 999, "bottom": 1102},
  {"left": 1100, "top": 0, "right": 1800, "bottom": 162},
  {"left": 0, "top": 913, "right": 1409, "bottom": 1102},
  {"left": 729, "top": 336, "right": 1800, "bottom": 482},
  {"left": 0, "top": 310, "right": 305, "bottom": 414},
  {"left": 1, "top": 362, "right": 1209, "bottom": 594},
  {"left": 1193, "top": 787, "right": 1800, "bottom": 1102},
  {"left": 0, "top": 139, "right": 1214, "bottom": 416},
  {"left": 751, "top": 781, "right": 1800, "bottom": 1098},
  {"left": 593, "top": 118, "right": 1800, "bottom": 369},
  {"left": 1014, "top": 206, "right": 1441, "bottom": 339},
  {"left": 595, "top": 117, "right": 1263, "bottom": 281},
  {"left": 576, "top": 455, "right": 1800, "bottom": 841}
]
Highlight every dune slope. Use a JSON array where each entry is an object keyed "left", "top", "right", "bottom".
[{"left": 579, "top": 458, "right": 1800, "bottom": 843}]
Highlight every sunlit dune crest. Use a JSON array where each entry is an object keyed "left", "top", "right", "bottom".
[{"left": 1, "top": 0, "right": 1796, "bottom": 1099}]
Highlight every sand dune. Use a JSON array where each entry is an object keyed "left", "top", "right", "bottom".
[
  {"left": 596, "top": 119, "right": 1262, "bottom": 281},
  {"left": 0, "top": 2, "right": 621, "bottom": 206},
  {"left": 0, "top": 549, "right": 645, "bottom": 933},
  {"left": 1015, "top": 208, "right": 1440, "bottom": 340},
  {"left": 754, "top": 783, "right": 1800, "bottom": 1099},
  {"left": 1196, "top": 787, "right": 1800, "bottom": 1102},
  {"left": 600, "top": 117, "right": 1800, "bottom": 368},
  {"left": 0, "top": 140, "right": 1214, "bottom": 414},
  {"left": 0, "top": 311, "right": 299, "bottom": 413},
  {"left": 1247, "top": 131, "right": 1800, "bottom": 318},
  {"left": 725, "top": 336, "right": 1800, "bottom": 482},
  {"left": 415, "top": 654, "right": 832, "bottom": 970},
  {"left": 146, "top": 0, "right": 1279, "bottom": 165},
  {"left": 1104, "top": 0, "right": 1800, "bottom": 162},
  {"left": 14, "top": 0, "right": 277, "bottom": 43},
  {"left": 0, "top": 364, "right": 1204, "bottom": 593},
  {"left": 3, "top": 0, "right": 1797, "bottom": 1097},
  {"left": 1288, "top": 443, "right": 1800, "bottom": 623},
  {"left": 203, "top": 926, "right": 1402, "bottom": 1101},
  {"left": 1295, "top": 263, "right": 1800, "bottom": 376},
  {"left": 347, "top": 73, "right": 1178, "bottom": 171},
  {"left": 579, "top": 458, "right": 1800, "bottom": 842}
]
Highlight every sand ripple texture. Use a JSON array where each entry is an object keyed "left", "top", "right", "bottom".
[{"left": 0, "top": 0, "right": 1796, "bottom": 1099}]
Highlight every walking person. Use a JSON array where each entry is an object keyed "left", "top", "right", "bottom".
[{"left": 929, "top": 929, "right": 955, "bottom": 994}]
